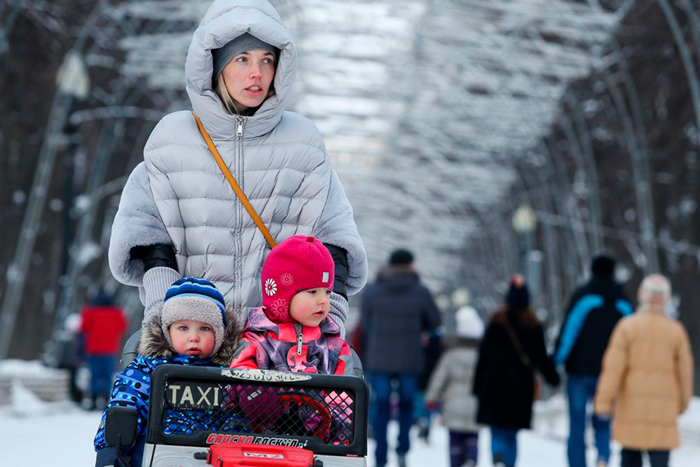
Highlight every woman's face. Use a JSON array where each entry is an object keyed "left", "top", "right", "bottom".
[{"left": 221, "top": 49, "right": 276, "bottom": 113}]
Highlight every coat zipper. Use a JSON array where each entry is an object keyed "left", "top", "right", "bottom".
[
  {"left": 233, "top": 115, "right": 245, "bottom": 310},
  {"left": 296, "top": 323, "right": 303, "bottom": 355},
  {"left": 236, "top": 116, "right": 244, "bottom": 138}
]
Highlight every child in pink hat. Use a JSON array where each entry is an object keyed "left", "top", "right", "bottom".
[{"left": 231, "top": 235, "right": 351, "bottom": 375}]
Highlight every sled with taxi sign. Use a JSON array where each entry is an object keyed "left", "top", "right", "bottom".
[{"left": 104, "top": 365, "right": 369, "bottom": 467}]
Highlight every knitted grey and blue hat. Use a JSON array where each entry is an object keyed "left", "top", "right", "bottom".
[
  {"left": 212, "top": 33, "right": 279, "bottom": 80},
  {"left": 161, "top": 277, "right": 227, "bottom": 356}
]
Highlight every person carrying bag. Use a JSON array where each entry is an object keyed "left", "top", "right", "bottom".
[{"left": 473, "top": 275, "right": 560, "bottom": 467}]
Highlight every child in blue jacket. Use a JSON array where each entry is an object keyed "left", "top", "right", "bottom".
[{"left": 93, "top": 277, "right": 240, "bottom": 467}]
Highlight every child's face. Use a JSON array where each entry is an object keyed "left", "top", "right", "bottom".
[
  {"left": 289, "top": 287, "right": 331, "bottom": 327},
  {"left": 169, "top": 319, "right": 216, "bottom": 358}
]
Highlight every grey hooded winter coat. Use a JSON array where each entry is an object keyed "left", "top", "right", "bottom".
[{"left": 108, "top": 0, "right": 367, "bottom": 328}]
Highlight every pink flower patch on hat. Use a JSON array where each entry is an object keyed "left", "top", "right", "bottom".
[
  {"left": 268, "top": 299, "right": 290, "bottom": 321},
  {"left": 280, "top": 273, "right": 294, "bottom": 286}
]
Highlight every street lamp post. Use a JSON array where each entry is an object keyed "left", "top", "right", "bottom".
[
  {"left": 512, "top": 204, "right": 542, "bottom": 311},
  {"left": 54, "top": 52, "right": 91, "bottom": 358},
  {"left": 57, "top": 51, "right": 90, "bottom": 291},
  {"left": 512, "top": 204, "right": 537, "bottom": 276},
  {"left": 0, "top": 51, "right": 89, "bottom": 360}
]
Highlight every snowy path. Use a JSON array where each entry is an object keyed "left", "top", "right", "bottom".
[
  {"left": 397, "top": 419, "right": 700, "bottom": 467},
  {"left": 0, "top": 376, "right": 700, "bottom": 467},
  {"left": 395, "top": 395, "right": 700, "bottom": 467},
  {"left": 2, "top": 389, "right": 700, "bottom": 466}
]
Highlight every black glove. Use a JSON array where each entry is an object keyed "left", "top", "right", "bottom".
[
  {"left": 323, "top": 243, "right": 349, "bottom": 301},
  {"left": 130, "top": 244, "right": 177, "bottom": 271}
]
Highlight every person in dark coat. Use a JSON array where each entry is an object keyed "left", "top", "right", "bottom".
[
  {"left": 79, "top": 290, "right": 129, "bottom": 410},
  {"left": 553, "top": 255, "right": 633, "bottom": 467},
  {"left": 55, "top": 313, "right": 84, "bottom": 403},
  {"left": 361, "top": 248, "right": 442, "bottom": 467},
  {"left": 473, "top": 275, "right": 560, "bottom": 467}
]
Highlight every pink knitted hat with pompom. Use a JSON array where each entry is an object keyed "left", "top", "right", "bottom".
[{"left": 261, "top": 235, "right": 335, "bottom": 323}]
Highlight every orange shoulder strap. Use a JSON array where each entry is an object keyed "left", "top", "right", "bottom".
[{"left": 192, "top": 111, "right": 277, "bottom": 249}]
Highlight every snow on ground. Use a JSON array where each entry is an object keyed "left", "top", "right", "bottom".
[
  {"left": 2, "top": 362, "right": 700, "bottom": 466},
  {"left": 2, "top": 398, "right": 700, "bottom": 467},
  {"left": 393, "top": 395, "right": 700, "bottom": 467}
]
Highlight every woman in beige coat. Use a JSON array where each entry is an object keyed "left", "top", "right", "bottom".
[{"left": 594, "top": 274, "right": 694, "bottom": 467}]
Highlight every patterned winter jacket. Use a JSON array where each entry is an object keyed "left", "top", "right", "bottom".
[
  {"left": 94, "top": 308, "right": 240, "bottom": 467},
  {"left": 231, "top": 307, "right": 351, "bottom": 375},
  {"left": 94, "top": 354, "right": 218, "bottom": 467}
]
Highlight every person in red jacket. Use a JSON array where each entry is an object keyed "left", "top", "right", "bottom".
[{"left": 79, "top": 290, "right": 129, "bottom": 410}]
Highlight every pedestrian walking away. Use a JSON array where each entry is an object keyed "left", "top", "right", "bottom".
[
  {"left": 553, "top": 255, "right": 633, "bottom": 467},
  {"left": 79, "top": 290, "right": 128, "bottom": 410},
  {"left": 425, "top": 305, "right": 484, "bottom": 467},
  {"left": 473, "top": 275, "right": 560, "bottom": 467},
  {"left": 595, "top": 275, "right": 694, "bottom": 467},
  {"left": 108, "top": 0, "right": 367, "bottom": 344},
  {"left": 360, "top": 248, "right": 442, "bottom": 467}
]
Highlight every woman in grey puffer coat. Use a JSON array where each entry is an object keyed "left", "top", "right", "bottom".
[
  {"left": 425, "top": 306, "right": 484, "bottom": 467},
  {"left": 108, "top": 0, "right": 367, "bottom": 337}
]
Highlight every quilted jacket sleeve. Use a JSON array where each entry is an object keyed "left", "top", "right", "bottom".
[
  {"left": 314, "top": 170, "right": 367, "bottom": 296},
  {"left": 108, "top": 163, "right": 174, "bottom": 287},
  {"left": 677, "top": 324, "right": 694, "bottom": 414},
  {"left": 594, "top": 322, "right": 629, "bottom": 414}
]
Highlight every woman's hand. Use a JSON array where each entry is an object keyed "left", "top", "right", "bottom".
[{"left": 142, "top": 267, "right": 181, "bottom": 318}]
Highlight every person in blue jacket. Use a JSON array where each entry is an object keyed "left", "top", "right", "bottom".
[
  {"left": 93, "top": 278, "right": 240, "bottom": 467},
  {"left": 553, "top": 255, "right": 633, "bottom": 467}
]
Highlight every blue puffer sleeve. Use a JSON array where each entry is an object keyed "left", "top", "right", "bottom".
[{"left": 94, "top": 356, "right": 155, "bottom": 465}]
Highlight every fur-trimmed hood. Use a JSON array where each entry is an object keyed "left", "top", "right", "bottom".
[{"left": 138, "top": 307, "right": 241, "bottom": 366}]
